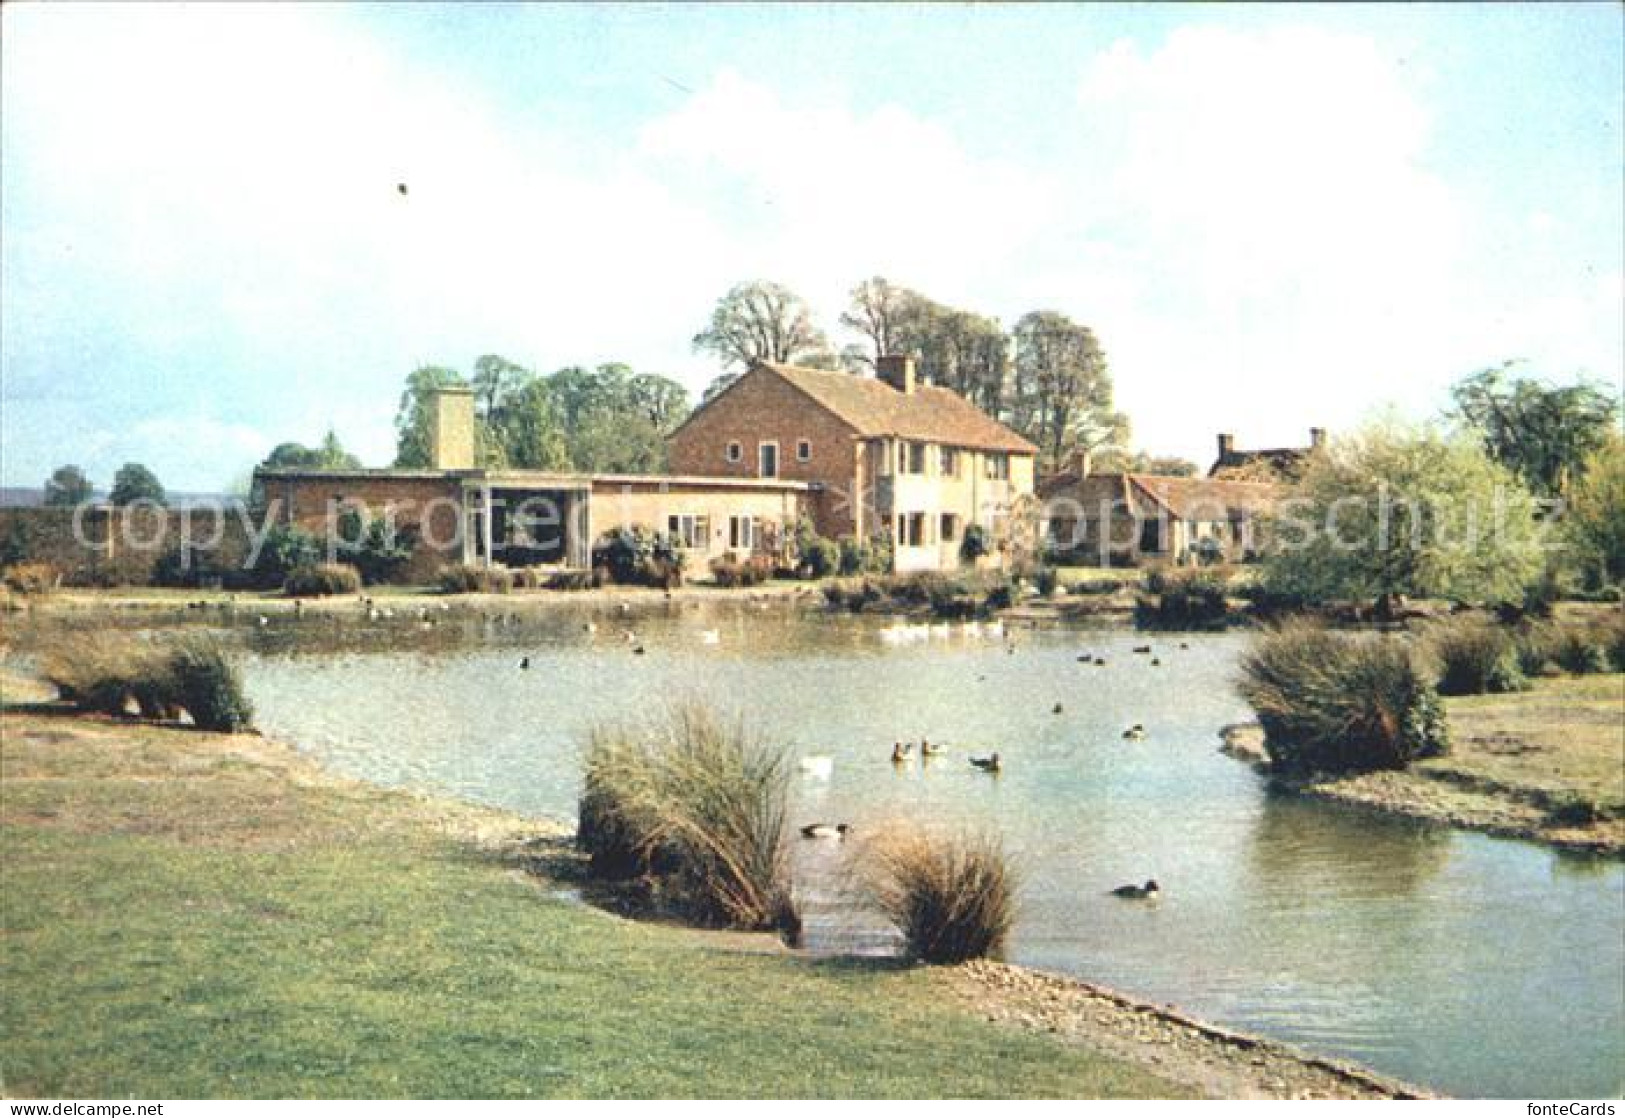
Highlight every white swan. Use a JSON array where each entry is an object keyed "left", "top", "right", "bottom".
[{"left": 798, "top": 755, "right": 834, "bottom": 779}]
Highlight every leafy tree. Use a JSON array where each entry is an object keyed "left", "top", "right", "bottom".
[
  {"left": 693, "top": 280, "right": 833, "bottom": 370},
  {"left": 1564, "top": 434, "right": 1625, "bottom": 584},
  {"left": 841, "top": 279, "right": 1009, "bottom": 412},
  {"left": 700, "top": 371, "right": 742, "bottom": 405},
  {"left": 840, "top": 276, "right": 914, "bottom": 370},
  {"left": 1010, "top": 311, "right": 1124, "bottom": 473},
  {"left": 503, "top": 378, "right": 571, "bottom": 471},
  {"left": 108, "top": 462, "right": 166, "bottom": 506},
  {"left": 1260, "top": 420, "right": 1545, "bottom": 607},
  {"left": 1450, "top": 363, "right": 1620, "bottom": 496},
  {"left": 261, "top": 430, "right": 362, "bottom": 471},
  {"left": 44, "top": 465, "right": 93, "bottom": 507},
  {"left": 393, "top": 365, "right": 467, "bottom": 467},
  {"left": 1092, "top": 449, "right": 1199, "bottom": 477}
]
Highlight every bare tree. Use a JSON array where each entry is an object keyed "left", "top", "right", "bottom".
[{"left": 692, "top": 281, "right": 833, "bottom": 370}]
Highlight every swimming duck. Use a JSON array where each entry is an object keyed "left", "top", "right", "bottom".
[
  {"left": 1122, "top": 724, "right": 1146, "bottom": 741},
  {"left": 800, "top": 823, "right": 850, "bottom": 840},
  {"left": 970, "top": 752, "right": 1002, "bottom": 774},
  {"left": 631, "top": 645, "right": 646, "bottom": 656},
  {"left": 920, "top": 739, "right": 943, "bottom": 758},
  {"left": 1150, "top": 657, "right": 1162, "bottom": 667},
  {"left": 699, "top": 629, "right": 721, "bottom": 645},
  {"left": 1053, "top": 702, "right": 1065, "bottom": 714},
  {"left": 1094, "top": 657, "right": 1107, "bottom": 667},
  {"left": 1132, "top": 645, "right": 1153, "bottom": 655},
  {"left": 891, "top": 741, "right": 913, "bottom": 765},
  {"left": 1110, "top": 879, "right": 1160, "bottom": 900},
  {"left": 519, "top": 657, "right": 530, "bottom": 670}
]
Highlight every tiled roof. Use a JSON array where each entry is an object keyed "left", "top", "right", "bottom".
[
  {"left": 1208, "top": 447, "right": 1310, "bottom": 480},
  {"left": 1039, "top": 471, "right": 1280, "bottom": 520},
  {"left": 758, "top": 362, "right": 1038, "bottom": 454}
]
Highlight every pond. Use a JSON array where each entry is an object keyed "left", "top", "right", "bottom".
[{"left": 103, "top": 600, "right": 1625, "bottom": 1097}]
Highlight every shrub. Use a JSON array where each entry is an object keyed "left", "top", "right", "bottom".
[
  {"left": 1069, "top": 577, "right": 1124, "bottom": 596},
  {"left": 592, "top": 527, "right": 685, "bottom": 587},
  {"left": 165, "top": 637, "right": 255, "bottom": 731},
  {"left": 710, "top": 553, "right": 771, "bottom": 588},
  {"left": 1551, "top": 626, "right": 1610, "bottom": 674},
  {"left": 1034, "top": 566, "right": 1059, "bottom": 596},
  {"left": 153, "top": 545, "right": 226, "bottom": 589},
  {"left": 861, "top": 826, "right": 1015, "bottom": 965},
  {"left": 959, "top": 524, "right": 992, "bottom": 565},
  {"left": 438, "top": 563, "right": 514, "bottom": 594},
  {"left": 1513, "top": 623, "right": 1557, "bottom": 677},
  {"left": 837, "top": 536, "right": 870, "bottom": 577},
  {"left": 578, "top": 704, "right": 799, "bottom": 934},
  {"left": 1137, "top": 569, "right": 1231, "bottom": 630},
  {"left": 1425, "top": 617, "right": 1528, "bottom": 696},
  {"left": 799, "top": 536, "right": 841, "bottom": 580},
  {"left": 546, "top": 569, "right": 599, "bottom": 592},
  {"left": 335, "top": 509, "right": 415, "bottom": 586},
  {"left": 250, "top": 523, "right": 321, "bottom": 589},
  {"left": 41, "top": 633, "right": 252, "bottom": 731},
  {"left": 283, "top": 562, "right": 362, "bottom": 598},
  {"left": 983, "top": 581, "right": 1016, "bottom": 612},
  {"left": 1238, "top": 623, "right": 1448, "bottom": 774},
  {"left": 1, "top": 561, "right": 60, "bottom": 595},
  {"left": 1602, "top": 612, "right": 1625, "bottom": 671},
  {"left": 823, "top": 579, "right": 882, "bottom": 614}
]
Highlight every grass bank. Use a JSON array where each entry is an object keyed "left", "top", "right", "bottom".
[
  {"left": 0, "top": 696, "right": 1188, "bottom": 1099},
  {"left": 1223, "top": 674, "right": 1624, "bottom": 856}
]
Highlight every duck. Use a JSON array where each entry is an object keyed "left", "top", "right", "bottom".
[
  {"left": 1122, "top": 724, "right": 1146, "bottom": 741},
  {"left": 1132, "top": 645, "right": 1153, "bottom": 655},
  {"left": 970, "top": 752, "right": 1002, "bottom": 774},
  {"left": 1178, "top": 641, "right": 1190, "bottom": 650},
  {"left": 257, "top": 615, "right": 270, "bottom": 627},
  {"left": 1110, "top": 879, "right": 1160, "bottom": 900},
  {"left": 1094, "top": 657, "right": 1107, "bottom": 667},
  {"left": 583, "top": 622, "right": 598, "bottom": 634},
  {"left": 891, "top": 741, "right": 913, "bottom": 765},
  {"left": 1052, "top": 702, "right": 1064, "bottom": 714},
  {"left": 800, "top": 822, "right": 850, "bottom": 840},
  {"left": 519, "top": 656, "right": 530, "bottom": 670},
  {"left": 1150, "top": 657, "right": 1162, "bottom": 667},
  {"left": 920, "top": 739, "right": 943, "bottom": 758},
  {"left": 699, "top": 629, "right": 721, "bottom": 645}
]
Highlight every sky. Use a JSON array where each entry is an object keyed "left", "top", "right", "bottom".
[{"left": 2, "top": 1, "right": 1621, "bottom": 492}]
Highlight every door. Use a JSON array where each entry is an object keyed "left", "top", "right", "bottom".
[{"left": 759, "top": 442, "right": 779, "bottom": 479}]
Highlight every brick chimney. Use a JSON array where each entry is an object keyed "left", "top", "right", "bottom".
[
  {"left": 876, "top": 353, "right": 917, "bottom": 395},
  {"left": 1217, "top": 432, "right": 1236, "bottom": 461},
  {"left": 1309, "top": 427, "right": 1327, "bottom": 450},
  {"left": 428, "top": 386, "right": 476, "bottom": 470},
  {"left": 1068, "top": 447, "right": 1093, "bottom": 478}
]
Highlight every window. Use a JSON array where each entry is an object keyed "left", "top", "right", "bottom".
[
  {"left": 725, "top": 442, "right": 742, "bottom": 464},
  {"left": 667, "top": 514, "right": 710, "bottom": 549},
  {"left": 796, "top": 439, "right": 812, "bottom": 462},
  {"left": 899, "top": 512, "right": 928, "bottom": 547},
  {"left": 985, "top": 452, "right": 1010, "bottom": 481},
  {"left": 759, "top": 442, "right": 779, "bottom": 479},
  {"left": 939, "top": 513, "right": 959, "bottom": 542},
  {"left": 899, "top": 442, "right": 927, "bottom": 475},
  {"left": 729, "top": 515, "right": 756, "bottom": 551},
  {"left": 1138, "top": 518, "right": 1164, "bottom": 554},
  {"left": 939, "top": 447, "right": 961, "bottom": 477}
]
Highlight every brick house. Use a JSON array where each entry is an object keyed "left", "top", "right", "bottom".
[
  {"left": 668, "top": 356, "right": 1037, "bottom": 572},
  {"left": 1039, "top": 462, "right": 1280, "bottom": 567}
]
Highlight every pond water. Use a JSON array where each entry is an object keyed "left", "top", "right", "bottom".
[{"left": 81, "top": 601, "right": 1625, "bottom": 1097}]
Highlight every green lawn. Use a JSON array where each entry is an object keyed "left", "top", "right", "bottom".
[{"left": 0, "top": 710, "right": 1181, "bottom": 1099}]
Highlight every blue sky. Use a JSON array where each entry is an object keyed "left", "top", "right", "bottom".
[{"left": 3, "top": 2, "right": 1620, "bottom": 491}]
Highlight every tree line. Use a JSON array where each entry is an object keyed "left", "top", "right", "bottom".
[{"left": 694, "top": 277, "right": 1154, "bottom": 475}]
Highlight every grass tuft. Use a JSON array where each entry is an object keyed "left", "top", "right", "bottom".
[
  {"left": 1238, "top": 622, "right": 1447, "bottom": 774},
  {"left": 579, "top": 703, "right": 799, "bottom": 935},
  {"left": 40, "top": 633, "right": 252, "bottom": 731},
  {"left": 860, "top": 825, "right": 1016, "bottom": 965},
  {"left": 1424, "top": 616, "right": 1528, "bottom": 696}
]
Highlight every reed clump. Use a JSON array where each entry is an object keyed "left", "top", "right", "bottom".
[
  {"left": 437, "top": 563, "right": 515, "bottom": 594},
  {"left": 283, "top": 562, "right": 362, "bottom": 598},
  {"left": 578, "top": 703, "right": 798, "bottom": 935},
  {"left": 41, "top": 633, "right": 253, "bottom": 731},
  {"left": 860, "top": 825, "right": 1016, "bottom": 965},
  {"left": 1424, "top": 615, "right": 1528, "bottom": 695},
  {"left": 1238, "top": 622, "right": 1447, "bottom": 774}
]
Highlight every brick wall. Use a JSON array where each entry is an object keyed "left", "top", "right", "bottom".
[
  {"left": 668, "top": 370, "right": 862, "bottom": 539},
  {"left": 257, "top": 473, "right": 466, "bottom": 582}
]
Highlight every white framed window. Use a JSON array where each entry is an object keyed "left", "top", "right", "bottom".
[
  {"left": 796, "top": 439, "right": 812, "bottom": 462},
  {"left": 725, "top": 441, "right": 743, "bottom": 464},
  {"left": 939, "top": 513, "right": 959, "bottom": 542},
  {"left": 985, "top": 452, "right": 1010, "bottom": 481},
  {"left": 759, "top": 441, "right": 779, "bottom": 479},
  {"left": 899, "top": 442, "right": 927, "bottom": 475},
  {"left": 729, "top": 515, "right": 756, "bottom": 551},
  {"left": 667, "top": 514, "right": 710, "bottom": 549},
  {"left": 940, "top": 446, "right": 961, "bottom": 477},
  {"left": 899, "top": 512, "right": 927, "bottom": 547}
]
